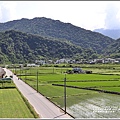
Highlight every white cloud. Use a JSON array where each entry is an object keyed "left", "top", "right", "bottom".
[
  {"left": 0, "top": 1, "right": 17, "bottom": 22},
  {"left": 104, "top": 2, "right": 120, "bottom": 29},
  {"left": 0, "top": 1, "right": 120, "bottom": 30}
]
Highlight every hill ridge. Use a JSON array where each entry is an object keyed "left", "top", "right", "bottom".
[{"left": 0, "top": 17, "right": 114, "bottom": 54}]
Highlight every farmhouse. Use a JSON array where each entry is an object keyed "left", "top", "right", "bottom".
[
  {"left": 73, "top": 67, "right": 84, "bottom": 73},
  {"left": 35, "top": 60, "right": 46, "bottom": 65},
  {"left": 27, "top": 63, "right": 39, "bottom": 67}
]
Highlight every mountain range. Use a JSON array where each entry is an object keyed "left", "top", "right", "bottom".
[
  {"left": 0, "top": 30, "right": 87, "bottom": 63},
  {"left": 0, "top": 17, "right": 119, "bottom": 64},
  {"left": 94, "top": 28, "right": 120, "bottom": 40}
]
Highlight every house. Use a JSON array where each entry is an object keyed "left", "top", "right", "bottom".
[
  {"left": 55, "top": 58, "right": 69, "bottom": 64},
  {"left": 35, "top": 60, "right": 46, "bottom": 65},
  {"left": 72, "top": 67, "right": 84, "bottom": 73},
  {"left": 103, "top": 58, "right": 116, "bottom": 63},
  {"left": 27, "top": 64, "right": 39, "bottom": 67}
]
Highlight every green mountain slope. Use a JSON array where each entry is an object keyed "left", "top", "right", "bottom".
[
  {"left": 0, "top": 30, "right": 96, "bottom": 64},
  {"left": 0, "top": 17, "right": 114, "bottom": 54},
  {"left": 103, "top": 38, "right": 120, "bottom": 58}
]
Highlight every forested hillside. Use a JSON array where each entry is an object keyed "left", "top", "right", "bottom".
[
  {"left": 0, "top": 17, "right": 114, "bottom": 54},
  {"left": 0, "top": 30, "right": 97, "bottom": 64},
  {"left": 103, "top": 38, "right": 120, "bottom": 58},
  {"left": 0, "top": 17, "right": 119, "bottom": 63}
]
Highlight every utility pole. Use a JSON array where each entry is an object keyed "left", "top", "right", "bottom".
[
  {"left": 37, "top": 69, "right": 38, "bottom": 92},
  {"left": 53, "top": 67, "right": 54, "bottom": 74},
  {"left": 20, "top": 66, "right": 21, "bottom": 79},
  {"left": 15, "top": 65, "right": 16, "bottom": 74},
  {"left": 25, "top": 69, "right": 26, "bottom": 83},
  {"left": 13, "top": 64, "right": 15, "bottom": 74},
  {"left": 64, "top": 73, "right": 67, "bottom": 114}
]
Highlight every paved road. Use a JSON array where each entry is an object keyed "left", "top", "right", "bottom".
[{"left": 3, "top": 68, "right": 73, "bottom": 119}]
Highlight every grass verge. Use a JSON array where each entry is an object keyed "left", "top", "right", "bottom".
[{"left": 16, "top": 88, "right": 40, "bottom": 118}]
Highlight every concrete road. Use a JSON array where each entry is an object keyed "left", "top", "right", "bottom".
[{"left": 3, "top": 68, "right": 73, "bottom": 119}]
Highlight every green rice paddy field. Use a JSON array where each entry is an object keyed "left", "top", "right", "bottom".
[
  {"left": 0, "top": 88, "right": 37, "bottom": 118},
  {"left": 14, "top": 64, "right": 120, "bottom": 118}
]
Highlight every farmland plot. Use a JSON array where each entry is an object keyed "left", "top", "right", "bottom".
[
  {"left": 0, "top": 88, "right": 35, "bottom": 118},
  {"left": 98, "top": 87, "right": 120, "bottom": 93},
  {"left": 17, "top": 65, "right": 120, "bottom": 118},
  {"left": 66, "top": 93, "right": 120, "bottom": 118}
]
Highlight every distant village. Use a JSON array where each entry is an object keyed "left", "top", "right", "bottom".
[{"left": 26, "top": 58, "right": 120, "bottom": 67}]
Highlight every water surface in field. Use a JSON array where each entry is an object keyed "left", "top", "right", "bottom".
[{"left": 67, "top": 93, "right": 120, "bottom": 118}]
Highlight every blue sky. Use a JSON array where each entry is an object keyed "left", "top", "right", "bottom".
[{"left": 0, "top": 1, "right": 120, "bottom": 30}]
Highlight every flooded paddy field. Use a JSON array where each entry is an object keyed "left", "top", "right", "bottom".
[{"left": 66, "top": 93, "right": 120, "bottom": 118}]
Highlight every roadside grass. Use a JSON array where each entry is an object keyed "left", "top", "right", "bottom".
[
  {"left": 17, "top": 88, "right": 39, "bottom": 118},
  {"left": 0, "top": 88, "right": 39, "bottom": 118}
]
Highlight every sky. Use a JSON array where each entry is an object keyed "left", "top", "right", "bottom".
[{"left": 0, "top": 1, "right": 120, "bottom": 31}]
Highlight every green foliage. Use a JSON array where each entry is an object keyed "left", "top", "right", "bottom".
[
  {"left": 1, "top": 17, "right": 120, "bottom": 63},
  {"left": 0, "top": 17, "right": 116, "bottom": 63},
  {"left": 0, "top": 30, "right": 99, "bottom": 63},
  {"left": 103, "top": 39, "right": 120, "bottom": 58}
]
